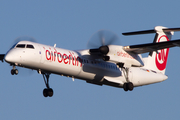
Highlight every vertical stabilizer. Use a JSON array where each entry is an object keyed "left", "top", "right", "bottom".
[{"left": 144, "top": 26, "right": 174, "bottom": 74}]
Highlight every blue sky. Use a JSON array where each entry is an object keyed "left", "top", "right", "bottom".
[{"left": 0, "top": 0, "right": 180, "bottom": 120}]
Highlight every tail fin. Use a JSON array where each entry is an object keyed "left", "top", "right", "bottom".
[
  {"left": 144, "top": 26, "right": 174, "bottom": 74},
  {"left": 122, "top": 26, "right": 180, "bottom": 74}
]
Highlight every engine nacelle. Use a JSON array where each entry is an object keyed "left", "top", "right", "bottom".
[
  {"left": 99, "top": 45, "right": 109, "bottom": 54},
  {"left": 106, "top": 45, "right": 144, "bottom": 67}
]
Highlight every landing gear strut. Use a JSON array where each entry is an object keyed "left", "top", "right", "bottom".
[
  {"left": 121, "top": 67, "right": 134, "bottom": 91},
  {"left": 117, "top": 63, "right": 134, "bottom": 91},
  {"left": 11, "top": 65, "right": 18, "bottom": 75},
  {"left": 42, "top": 73, "right": 54, "bottom": 97}
]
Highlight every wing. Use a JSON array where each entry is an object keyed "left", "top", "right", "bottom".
[
  {"left": 0, "top": 54, "right": 5, "bottom": 62},
  {"left": 123, "top": 39, "right": 180, "bottom": 54}
]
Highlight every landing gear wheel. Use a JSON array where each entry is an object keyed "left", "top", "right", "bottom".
[
  {"left": 48, "top": 88, "right": 54, "bottom": 97},
  {"left": 11, "top": 69, "right": 15, "bottom": 75},
  {"left": 43, "top": 88, "right": 54, "bottom": 97},
  {"left": 14, "top": 69, "right": 18, "bottom": 75},
  {"left": 123, "top": 82, "right": 134, "bottom": 91},
  {"left": 11, "top": 69, "right": 18, "bottom": 75},
  {"left": 43, "top": 88, "right": 48, "bottom": 97},
  {"left": 127, "top": 82, "right": 134, "bottom": 91},
  {"left": 123, "top": 83, "right": 128, "bottom": 91},
  {"left": 42, "top": 73, "right": 54, "bottom": 97}
]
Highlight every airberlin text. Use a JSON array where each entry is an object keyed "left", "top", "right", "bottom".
[
  {"left": 45, "top": 48, "right": 82, "bottom": 67},
  {"left": 117, "top": 51, "right": 134, "bottom": 59}
]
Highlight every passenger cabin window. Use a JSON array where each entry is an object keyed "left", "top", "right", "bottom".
[
  {"left": 26, "top": 44, "right": 35, "bottom": 49},
  {"left": 16, "top": 44, "right": 26, "bottom": 48}
]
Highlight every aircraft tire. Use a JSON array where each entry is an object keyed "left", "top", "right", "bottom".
[
  {"left": 14, "top": 69, "right": 18, "bottom": 75},
  {"left": 11, "top": 69, "right": 18, "bottom": 75},
  {"left": 43, "top": 88, "right": 54, "bottom": 97},
  {"left": 11, "top": 69, "right": 15, "bottom": 75},
  {"left": 48, "top": 88, "right": 53, "bottom": 97},
  {"left": 127, "top": 82, "right": 134, "bottom": 91},
  {"left": 43, "top": 88, "right": 49, "bottom": 97},
  {"left": 123, "top": 83, "right": 128, "bottom": 91}
]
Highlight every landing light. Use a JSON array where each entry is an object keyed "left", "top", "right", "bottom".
[{"left": 124, "top": 46, "right": 130, "bottom": 49}]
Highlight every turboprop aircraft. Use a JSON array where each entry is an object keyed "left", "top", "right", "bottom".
[{"left": 1, "top": 26, "right": 180, "bottom": 97}]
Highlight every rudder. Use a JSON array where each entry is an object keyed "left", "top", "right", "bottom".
[{"left": 144, "top": 26, "right": 174, "bottom": 74}]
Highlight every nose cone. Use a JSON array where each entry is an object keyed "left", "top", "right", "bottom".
[
  {"left": 5, "top": 50, "right": 19, "bottom": 63},
  {"left": 5, "top": 52, "right": 13, "bottom": 63}
]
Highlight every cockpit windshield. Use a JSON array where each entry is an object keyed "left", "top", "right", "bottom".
[
  {"left": 26, "top": 44, "right": 34, "bottom": 49},
  {"left": 16, "top": 44, "right": 26, "bottom": 48},
  {"left": 15, "top": 44, "right": 35, "bottom": 49}
]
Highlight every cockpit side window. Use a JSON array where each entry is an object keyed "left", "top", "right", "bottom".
[
  {"left": 26, "top": 44, "right": 35, "bottom": 49},
  {"left": 16, "top": 44, "right": 26, "bottom": 48}
]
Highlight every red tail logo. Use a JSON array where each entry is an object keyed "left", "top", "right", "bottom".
[{"left": 155, "top": 35, "right": 169, "bottom": 71}]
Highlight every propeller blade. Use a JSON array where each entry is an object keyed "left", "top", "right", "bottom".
[{"left": 87, "top": 29, "right": 120, "bottom": 49}]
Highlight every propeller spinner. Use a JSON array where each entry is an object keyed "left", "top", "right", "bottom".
[{"left": 88, "top": 30, "right": 120, "bottom": 55}]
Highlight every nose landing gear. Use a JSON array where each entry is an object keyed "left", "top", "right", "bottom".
[
  {"left": 11, "top": 66, "right": 18, "bottom": 75},
  {"left": 42, "top": 73, "right": 54, "bottom": 97}
]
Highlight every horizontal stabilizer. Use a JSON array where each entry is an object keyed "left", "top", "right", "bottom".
[
  {"left": 122, "top": 27, "right": 180, "bottom": 36},
  {"left": 123, "top": 39, "right": 180, "bottom": 54}
]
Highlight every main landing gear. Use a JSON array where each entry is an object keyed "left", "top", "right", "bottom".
[
  {"left": 11, "top": 66, "right": 18, "bottom": 75},
  {"left": 117, "top": 63, "right": 134, "bottom": 91},
  {"left": 42, "top": 73, "right": 54, "bottom": 97},
  {"left": 123, "top": 82, "right": 134, "bottom": 91},
  {"left": 122, "top": 67, "right": 134, "bottom": 91}
]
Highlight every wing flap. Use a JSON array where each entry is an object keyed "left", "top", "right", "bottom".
[{"left": 123, "top": 39, "right": 180, "bottom": 54}]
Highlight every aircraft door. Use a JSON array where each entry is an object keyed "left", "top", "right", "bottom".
[{"left": 38, "top": 45, "right": 45, "bottom": 64}]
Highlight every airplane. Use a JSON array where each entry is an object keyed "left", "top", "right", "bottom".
[{"left": 1, "top": 26, "right": 180, "bottom": 97}]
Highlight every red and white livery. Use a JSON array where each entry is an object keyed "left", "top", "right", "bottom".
[{"left": 1, "top": 26, "right": 180, "bottom": 97}]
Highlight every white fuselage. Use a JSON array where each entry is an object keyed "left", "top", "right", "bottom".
[{"left": 5, "top": 41, "right": 168, "bottom": 88}]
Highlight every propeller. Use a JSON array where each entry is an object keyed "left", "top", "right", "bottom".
[{"left": 87, "top": 30, "right": 120, "bottom": 55}]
